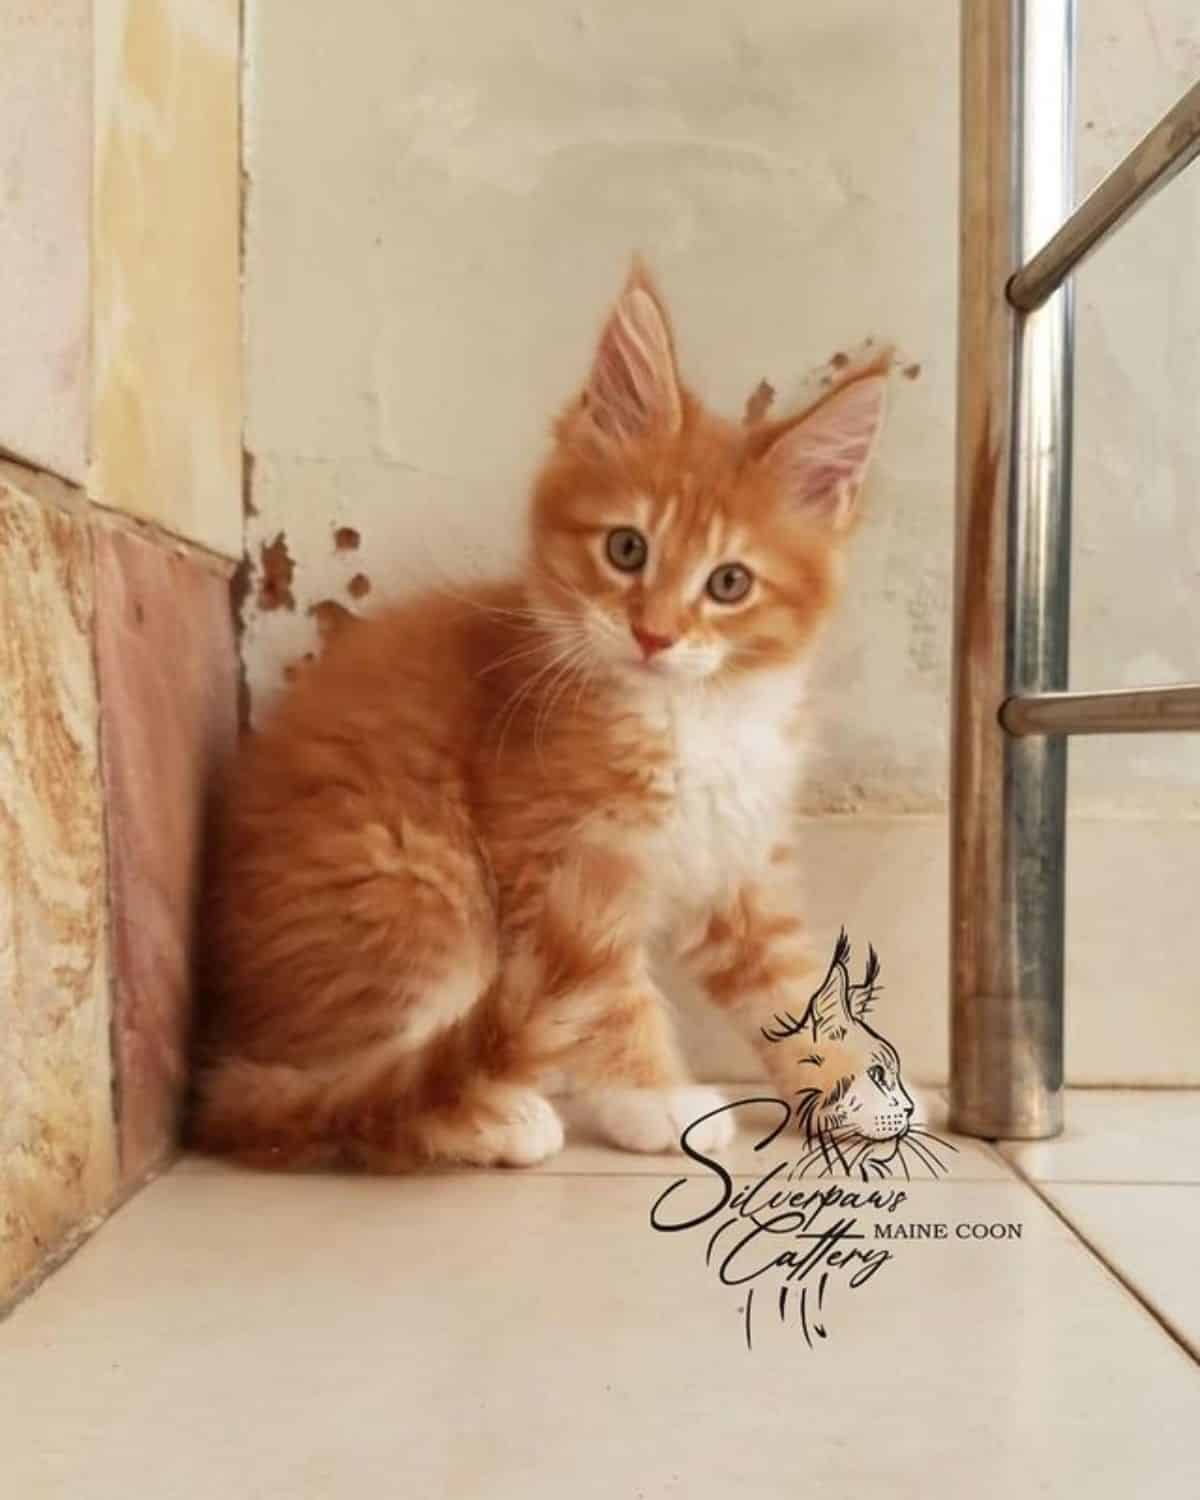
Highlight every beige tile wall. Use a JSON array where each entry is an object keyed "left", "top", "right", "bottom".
[
  {"left": 1, "top": 1, "right": 242, "bottom": 556},
  {"left": 91, "top": 0, "right": 242, "bottom": 556},
  {"left": 0, "top": 3, "right": 93, "bottom": 481}
]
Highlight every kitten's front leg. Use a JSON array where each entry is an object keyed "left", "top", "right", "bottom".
[
  {"left": 558, "top": 972, "right": 735, "bottom": 1156},
  {"left": 505, "top": 846, "right": 733, "bottom": 1156},
  {"left": 677, "top": 877, "right": 817, "bottom": 1094}
]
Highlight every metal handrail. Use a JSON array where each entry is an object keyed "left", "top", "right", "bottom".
[
  {"left": 1009, "top": 78, "right": 1200, "bottom": 311},
  {"left": 951, "top": 0, "right": 1200, "bottom": 1142},
  {"left": 1001, "top": 684, "right": 1200, "bottom": 737}
]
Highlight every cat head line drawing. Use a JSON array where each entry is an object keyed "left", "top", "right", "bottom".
[
  {"left": 760, "top": 930, "right": 955, "bottom": 1181},
  {"left": 526, "top": 259, "right": 890, "bottom": 694}
]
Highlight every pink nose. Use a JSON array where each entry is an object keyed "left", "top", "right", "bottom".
[{"left": 632, "top": 625, "right": 675, "bottom": 658}]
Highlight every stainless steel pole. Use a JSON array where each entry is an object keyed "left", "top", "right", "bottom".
[{"left": 951, "top": 0, "right": 1075, "bottom": 1140}]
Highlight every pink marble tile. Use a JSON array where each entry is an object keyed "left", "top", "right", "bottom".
[
  {"left": 93, "top": 526, "right": 238, "bottom": 1183},
  {"left": 0, "top": 480, "right": 116, "bottom": 1305}
]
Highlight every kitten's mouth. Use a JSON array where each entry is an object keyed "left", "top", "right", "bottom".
[
  {"left": 618, "top": 653, "right": 676, "bottom": 680},
  {"left": 622, "top": 653, "right": 718, "bottom": 684}
]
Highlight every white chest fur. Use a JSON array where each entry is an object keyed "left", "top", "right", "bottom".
[{"left": 646, "top": 669, "right": 805, "bottom": 922}]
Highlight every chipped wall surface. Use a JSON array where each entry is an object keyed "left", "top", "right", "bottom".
[
  {"left": 0, "top": 3, "right": 92, "bottom": 481},
  {"left": 243, "top": 0, "right": 1200, "bottom": 815},
  {"left": 91, "top": 0, "right": 242, "bottom": 557},
  {"left": 0, "top": 481, "right": 117, "bottom": 1301}
]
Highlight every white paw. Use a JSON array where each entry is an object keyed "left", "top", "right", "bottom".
[
  {"left": 492, "top": 1091, "right": 565, "bottom": 1168},
  {"left": 582, "top": 1086, "right": 735, "bottom": 1156}
]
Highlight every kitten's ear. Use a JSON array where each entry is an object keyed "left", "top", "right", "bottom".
[
  {"left": 808, "top": 962, "right": 852, "bottom": 1043},
  {"left": 577, "top": 263, "right": 684, "bottom": 444},
  {"left": 756, "top": 363, "right": 889, "bottom": 531}
]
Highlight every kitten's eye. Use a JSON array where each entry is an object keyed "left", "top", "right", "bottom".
[
  {"left": 706, "top": 562, "right": 753, "bottom": 604},
  {"left": 606, "top": 527, "right": 648, "bottom": 573},
  {"left": 868, "top": 1065, "right": 888, "bottom": 1091}
]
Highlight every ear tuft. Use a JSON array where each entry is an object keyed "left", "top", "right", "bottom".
[
  {"left": 758, "top": 361, "right": 889, "bottom": 530},
  {"left": 577, "top": 262, "right": 683, "bottom": 444}
]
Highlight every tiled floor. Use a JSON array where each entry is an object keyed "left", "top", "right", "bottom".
[{"left": 2, "top": 1090, "right": 1199, "bottom": 1497}]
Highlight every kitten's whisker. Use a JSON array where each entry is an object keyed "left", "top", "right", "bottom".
[
  {"left": 533, "top": 642, "right": 591, "bottom": 764},
  {"left": 476, "top": 640, "right": 560, "bottom": 679},
  {"left": 416, "top": 558, "right": 578, "bottom": 630},
  {"left": 570, "top": 656, "right": 600, "bottom": 718},
  {"left": 407, "top": 520, "right": 562, "bottom": 620},
  {"left": 490, "top": 641, "right": 583, "bottom": 762},
  {"left": 529, "top": 569, "right": 593, "bottom": 610}
]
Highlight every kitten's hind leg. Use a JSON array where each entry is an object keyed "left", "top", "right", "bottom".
[{"left": 403, "top": 1079, "right": 564, "bottom": 1169}]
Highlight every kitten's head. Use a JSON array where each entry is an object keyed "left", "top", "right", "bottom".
[
  {"left": 528, "top": 262, "right": 889, "bottom": 686},
  {"left": 763, "top": 931, "right": 914, "bottom": 1147}
]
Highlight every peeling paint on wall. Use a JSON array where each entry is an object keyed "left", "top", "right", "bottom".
[
  {"left": 257, "top": 533, "right": 295, "bottom": 612},
  {"left": 742, "top": 379, "right": 775, "bottom": 426},
  {"left": 308, "top": 598, "right": 357, "bottom": 644}
]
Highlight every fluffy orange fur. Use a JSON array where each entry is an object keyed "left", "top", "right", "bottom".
[{"left": 191, "top": 263, "right": 890, "bottom": 1170}]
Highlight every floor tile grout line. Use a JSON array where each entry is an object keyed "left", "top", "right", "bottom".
[
  {"left": 1005, "top": 1158, "right": 1200, "bottom": 1369},
  {"left": 196, "top": 1171, "right": 1028, "bottom": 1184},
  {"left": 977, "top": 1141, "right": 1025, "bottom": 1178},
  {"left": 173, "top": 1162, "right": 1196, "bottom": 1186},
  {"left": 453, "top": 1158, "right": 1025, "bottom": 1182},
  {"left": 994, "top": 1175, "right": 1200, "bottom": 1188},
  {"left": 520, "top": 1171, "right": 1019, "bottom": 1181}
]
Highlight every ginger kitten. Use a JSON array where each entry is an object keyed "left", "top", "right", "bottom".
[{"left": 192, "top": 264, "right": 890, "bottom": 1170}]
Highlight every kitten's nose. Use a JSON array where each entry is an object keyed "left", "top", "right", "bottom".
[{"left": 632, "top": 625, "right": 675, "bottom": 659}]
